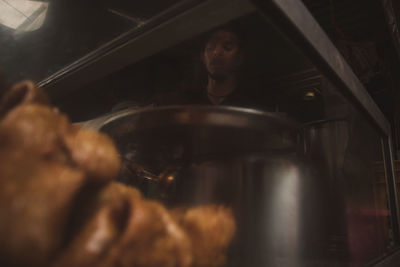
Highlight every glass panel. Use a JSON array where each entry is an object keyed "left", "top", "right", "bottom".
[
  {"left": 344, "top": 106, "right": 393, "bottom": 265},
  {"left": 309, "top": 78, "right": 394, "bottom": 265},
  {"left": 0, "top": 0, "right": 184, "bottom": 84},
  {"left": 56, "top": 13, "right": 315, "bottom": 121},
  {"left": 47, "top": 8, "right": 394, "bottom": 266}
]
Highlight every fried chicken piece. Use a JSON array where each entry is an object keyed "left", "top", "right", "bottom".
[
  {"left": 0, "top": 80, "right": 50, "bottom": 118},
  {"left": 0, "top": 104, "right": 70, "bottom": 161},
  {"left": 100, "top": 195, "right": 192, "bottom": 267},
  {"left": 62, "top": 126, "right": 121, "bottom": 183},
  {"left": 0, "top": 104, "right": 120, "bottom": 183},
  {"left": 53, "top": 183, "right": 140, "bottom": 267},
  {"left": 54, "top": 182, "right": 192, "bottom": 267},
  {"left": 0, "top": 90, "right": 120, "bottom": 265},
  {"left": 0, "top": 81, "right": 236, "bottom": 267},
  {"left": 0, "top": 80, "right": 120, "bottom": 182},
  {"left": 178, "top": 205, "right": 236, "bottom": 267},
  {"left": 0, "top": 158, "right": 86, "bottom": 267}
]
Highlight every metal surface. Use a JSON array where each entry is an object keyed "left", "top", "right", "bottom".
[
  {"left": 98, "top": 106, "right": 395, "bottom": 266},
  {"left": 302, "top": 119, "right": 350, "bottom": 263},
  {"left": 370, "top": 248, "right": 400, "bottom": 267},
  {"left": 91, "top": 104, "right": 396, "bottom": 266},
  {"left": 382, "top": 136, "right": 400, "bottom": 245},
  {"left": 99, "top": 105, "right": 300, "bottom": 154},
  {"left": 97, "top": 106, "right": 339, "bottom": 266},
  {"left": 251, "top": 0, "right": 390, "bottom": 136},
  {"left": 39, "top": 0, "right": 255, "bottom": 100},
  {"left": 304, "top": 118, "right": 395, "bottom": 265},
  {"left": 250, "top": 2, "right": 400, "bottom": 260}
]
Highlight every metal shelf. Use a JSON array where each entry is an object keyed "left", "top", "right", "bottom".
[{"left": 39, "top": 0, "right": 255, "bottom": 99}]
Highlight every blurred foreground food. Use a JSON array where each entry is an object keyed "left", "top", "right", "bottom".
[{"left": 0, "top": 81, "right": 235, "bottom": 267}]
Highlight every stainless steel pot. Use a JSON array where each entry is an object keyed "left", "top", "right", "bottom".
[
  {"left": 98, "top": 106, "right": 330, "bottom": 266},
  {"left": 303, "top": 119, "right": 350, "bottom": 264}
]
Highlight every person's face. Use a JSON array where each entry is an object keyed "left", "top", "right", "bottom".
[{"left": 203, "top": 30, "right": 243, "bottom": 79}]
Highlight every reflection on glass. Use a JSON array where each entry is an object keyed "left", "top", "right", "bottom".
[
  {"left": 318, "top": 79, "right": 393, "bottom": 266},
  {"left": 342, "top": 112, "right": 393, "bottom": 265},
  {"left": 0, "top": 0, "right": 184, "bottom": 85},
  {"left": 0, "top": 0, "right": 48, "bottom": 34}
]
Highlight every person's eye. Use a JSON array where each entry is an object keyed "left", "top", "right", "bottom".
[
  {"left": 223, "top": 43, "right": 234, "bottom": 51},
  {"left": 206, "top": 43, "right": 216, "bottom": 50}
]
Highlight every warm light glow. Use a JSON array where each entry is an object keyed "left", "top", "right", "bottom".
[
  {"left": 0, "top": 0, "right": 48, "bottom": 33},
  {"left": 303, "top": 91, "right": 315, "bottom": 100}
]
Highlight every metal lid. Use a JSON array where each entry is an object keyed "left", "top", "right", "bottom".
[{"left": 99, "top": 106, "right": 300, "bottom": 159}]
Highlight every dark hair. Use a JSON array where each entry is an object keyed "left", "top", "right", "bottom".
[
  {"left": 201, "top": 23, "right": 246, "bottom": 53},
  {"left": 182, "top": 22, "right": 247, "bottom": 94}
]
